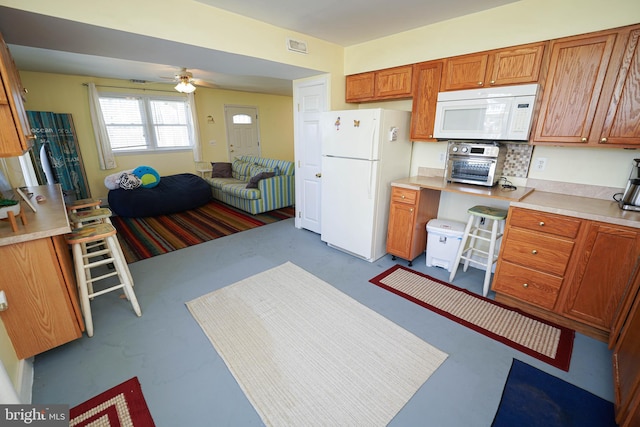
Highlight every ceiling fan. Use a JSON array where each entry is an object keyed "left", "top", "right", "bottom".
[{"left": 162, "top": 67, "right": 217, "bottom": 93}]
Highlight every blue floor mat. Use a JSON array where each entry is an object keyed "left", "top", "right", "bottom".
[{"left": 492, "top": 359, "right": 616, "bottom": 427}]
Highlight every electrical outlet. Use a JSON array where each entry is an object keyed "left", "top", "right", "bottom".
[
  {"left": 439, "top": 152, "right": 446, "bottom": 163},
  {"left": 533, "top": 157, "right": 548, "bottom": 171}
]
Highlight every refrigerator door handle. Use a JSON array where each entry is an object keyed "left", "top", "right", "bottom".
[
  {"left": 369, "top": 119, "right": 377, "bottom": 160},
  {"left": 368, "top": 164, "right": 374, "bottom": 199}
]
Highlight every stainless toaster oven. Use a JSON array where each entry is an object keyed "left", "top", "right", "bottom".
[{"left": 444, "top": 141, "right": 506, "bottom": 187}]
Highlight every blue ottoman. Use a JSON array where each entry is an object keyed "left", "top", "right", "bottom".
[{"left": 108, "top": 173, "right": 212, "bottom": 217}]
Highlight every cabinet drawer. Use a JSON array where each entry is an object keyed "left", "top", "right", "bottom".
[
  {"left": 509, "top": 208, "right": 581, "bottom": 238},
  {"left": 391, "top": 187, "right": 417, "bottom": 204},
  {"left": 501, "top": 228, "right": 574, "bottom": 276},
  {"left": 493, "top": 261, "right": 562, "bottom": 310}
]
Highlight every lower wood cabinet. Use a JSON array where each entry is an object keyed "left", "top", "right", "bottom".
[
  {"left": 0, "top": 235, "right": 83, "bottom": 359},
  {"left": 610, "top": 260, "right": 640, "bottom": 427},
  {"left": 386, "top": 186, "right": 439, "bottom": 265},
  {"left": 493, "top": 206, "right": 640, "bottom": 341}
]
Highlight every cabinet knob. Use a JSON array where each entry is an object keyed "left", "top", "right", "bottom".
[
  {"left": 600, "top": 137, "right": 607, "bottom": 143},
  {"left": 315, "top": 173, "right": 322, "bottom": 178},
  {"left": 401, "top": 195, "right": 405, "bottom": 199},
  {"left": 477, "top": 82, "right": 483, "bottom": 86},
  {"left": 409, "top": 208, "right": 414, "bottom": 213},
  {"left": 429, "top": 134, "right": 433, "bottom": 138},
  {"left": 490, "top": 80, "right": 495, "bottom": 85},
  {"left": 539, "top": 221, "right": 545, "bottom": 226},
  {"left": 531, "top": 249, "right": 538, "bottom": 255},
  {"left": 523, "top": 283, "right": 529, "bottom": 288},
  {"left": 581, "top": 137, "right": 587, "bottom": 142}
]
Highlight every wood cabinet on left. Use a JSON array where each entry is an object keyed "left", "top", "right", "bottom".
[
  {"left": 345, "top": 65, "right": 413, "bottom": 102},
  {"left": 0, "top": 235, "right": 84, "bottom": 359},
  {"left": 0, "top": 32, "right": 33, "bottom": 157}
]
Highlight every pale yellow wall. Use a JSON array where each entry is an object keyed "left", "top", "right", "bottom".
[
  {"left": 1, "top": 0, "right": 348, "bottom": 112},
  {"left": 19, "top": 71, "right": 295, "bottom": 201},
  {"left": 345, "top": 0, "right": 640, "bottom": 73}
]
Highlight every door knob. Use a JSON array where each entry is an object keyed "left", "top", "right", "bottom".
[{"left": 316, "top": 173, "right": 322, "bottom": 178}]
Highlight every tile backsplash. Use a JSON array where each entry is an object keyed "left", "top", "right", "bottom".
[{"left": 502, "top": 143, "right": 533, "bottom": 178}]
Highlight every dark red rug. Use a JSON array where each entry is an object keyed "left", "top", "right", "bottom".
[
  {"left": 370, "top": 265, "right": 575, "bottom": 371},
  {"left": 112, "top": 200, "right": 295, "bottom": 263},
  {"left": 70, "top": 377, "right": 155, "bottom": 426}
]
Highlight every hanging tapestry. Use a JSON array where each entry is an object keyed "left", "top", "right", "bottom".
[{"left": 27, "top": 111, "right": 91, "bottom": 201}]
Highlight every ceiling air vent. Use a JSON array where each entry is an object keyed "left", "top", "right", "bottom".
[{"left": 286, "top": 38, "right": 308, "bottom": 54}]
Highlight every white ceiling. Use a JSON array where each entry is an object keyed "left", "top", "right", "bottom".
[{"left": 0, "top": 1, "right": 516, "bottom": 96}]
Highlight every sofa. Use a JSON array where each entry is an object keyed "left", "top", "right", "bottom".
[
  {"left": 205, "top": 156, "right": 295, "bottom": 215},
  {"left": 108, "top": 173, "right": 212, "bottom": 217}
]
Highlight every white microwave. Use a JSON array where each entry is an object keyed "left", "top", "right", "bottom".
[{"left": 433, "top": 84, "right": 539, "bottom": 141}]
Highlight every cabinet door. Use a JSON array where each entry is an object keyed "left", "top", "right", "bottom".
[
  {"left": 374, "top": 65, "right": 413, "bottom": 99},
  {"left": 386, "top": 201, "right": 417, "bottom": 260},
  {"left": 563, "top": 223, "right": 640, "bottom": 331},
  {"left": 0, "top": 32, "right": 32, "bottom": 157},
  {"left": 599, "top": 27, "right": 640, "bottom": 146},
  {"left": 346, "top": 72, "right": 375, "bottom": 102},
  {"left": 611, "top": 264, "right": 640, "bottom": 426},
  {"left": 487, "top": 42, "right": 546, "bottom": 86},
  {"left": 441, "top": 53, "right": 488, "bottom": 91},
  {"left": 532, "top": 31, "right": 618, "bottom": 144},
  {"left": 0, "top": 238, "right": 82, "bottom": 359},
  {"left": 410, "top": 61, "right": 443, "bottom": 141}
]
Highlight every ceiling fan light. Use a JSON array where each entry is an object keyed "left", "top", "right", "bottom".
[{"left": 175, "top": 81, "right": 196, "bottom": 93}]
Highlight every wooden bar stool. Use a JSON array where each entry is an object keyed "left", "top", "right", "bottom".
[
  {"left": 68, "top": 206, "right": 133, "bottom": 289},
  {"left": 66, "top": 223, "right": 141, "bottom": 337},
  {"left": 449, "top": 205, "right": 508, "bottom": 297},
  {"left": 66, "top": 198, "right": 102, "bottom": 211},
  {"left": 68, "top": 207, "right": 113, "bottom": 228}
]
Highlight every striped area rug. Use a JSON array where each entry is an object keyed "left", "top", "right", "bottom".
[
  {"left": 370, "top": 265, "right": 574, "bottom": 371},
  {"left": 111, "top": 200, "right": 294, "bottom": 263}
]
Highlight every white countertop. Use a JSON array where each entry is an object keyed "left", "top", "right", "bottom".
[
  {"left": 0, "top": 185, "right": 71, "bottom": 246},
  {"left": 513, "top": 190, "right": 640, "bottom": 229},
  {"left": 393, "top": 175, "right": 640, "bottom": 229},
  {"left": 392, "top": 176, "right": 535, "bottom": 202}
]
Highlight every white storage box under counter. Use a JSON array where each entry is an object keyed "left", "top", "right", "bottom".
[{"left": 426, "top": 219, "right": 466, "bottom": 272}]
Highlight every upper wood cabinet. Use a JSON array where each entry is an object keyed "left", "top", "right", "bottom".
[
  {"left": 533, "top": 24, "right": 640, "bottom": 148},
  {"left": 440, "top": 41, "right": 546, "bottom": 91},
  {"left": 410, "top": 60, "right": 443, "bottom": 141},
  {"left": 0, "top": 32, "right": 33, "bottom": 157},
  {"left": 345, "top": 65, "right": 413, "bottom": 102}
]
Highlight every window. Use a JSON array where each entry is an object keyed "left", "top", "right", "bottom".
[
  {"left": 232, "top": 114, "right": 253, "bottom": 124},
  {"left": 98, "top": 93, "right": 194, "bottom": 152}
]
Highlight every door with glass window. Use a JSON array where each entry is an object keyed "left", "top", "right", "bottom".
[{"left": 224, "top": 105, "right": 260, "bottom": 159}]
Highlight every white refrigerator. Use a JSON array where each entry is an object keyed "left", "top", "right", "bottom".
[{"left": 320, "top": 108, "right": 413, "bottom": 262}]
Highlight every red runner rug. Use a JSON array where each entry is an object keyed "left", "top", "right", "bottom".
[
  {"left": 70, "top": 377, "right": 155, "bottom": 426},
  {"left": 370, "top": 265, "right": 575, "bottom": 371},
  {"left": 111, "top": 200, "right": 295, "bottom": 263}
]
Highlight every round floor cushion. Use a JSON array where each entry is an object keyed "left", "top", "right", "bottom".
[{"left": 108, "top": 173, "right": 212, "bottom": 217}]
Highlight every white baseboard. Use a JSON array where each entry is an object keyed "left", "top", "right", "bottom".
[{"left": 16, "top": 357, "right": 33, "bottom": 403}]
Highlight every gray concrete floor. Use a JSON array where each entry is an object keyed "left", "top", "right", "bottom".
[{"left": 31, "top": 219, "right": 614, "bottom": 426}]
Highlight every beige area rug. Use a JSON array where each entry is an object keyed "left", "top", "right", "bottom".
[
  {"left": 370, "top": 265, "right": 575, "bottom": 371},
  {"left": 186, "top": 262, "right": 448, "bottom": 426}
]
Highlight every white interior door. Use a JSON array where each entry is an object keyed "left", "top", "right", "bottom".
[
  {"left": 293, "top": 76, "right": 328, "bottom": 233},
  {"left": 224, "top": 105, "right": 260, "bottom": 159}
]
